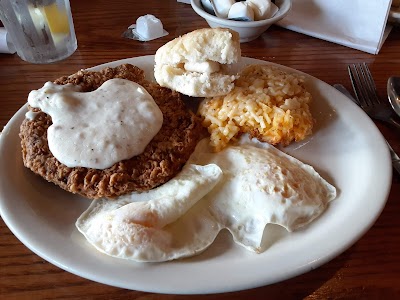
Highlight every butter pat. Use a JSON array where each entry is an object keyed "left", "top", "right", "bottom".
[
  {"left": 136, "top": 15, "right": 164, "bottom": 40},
  {"left": 128, "top": 14, "right": 168, "bottom": 42},
  {"left": 228, "top": 2, "right": 254, "bottom": 21},
  {"left": 184, "top": 61, "right": 221, "bottom": 74},
  {"left": 247, "top": 0, "right": 278, "bottom": 20},
  {"left": 214, "top": 0, "right": 236, "bottom": 18}
]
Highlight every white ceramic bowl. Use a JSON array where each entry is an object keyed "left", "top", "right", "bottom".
[{"left": 191, "top": 0, "right": 292, "bottom": 43}]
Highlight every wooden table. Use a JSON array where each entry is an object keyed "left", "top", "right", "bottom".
[{"left": 1, "top": 0, "right": 399, "bottom": 298}]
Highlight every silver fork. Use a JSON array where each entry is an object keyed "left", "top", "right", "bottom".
[
  {"left": 348, "top": 63, "right": 400, "bottom": 131},
  {"left": 334, "top": 83, "right": 400, "bottom": 175}
]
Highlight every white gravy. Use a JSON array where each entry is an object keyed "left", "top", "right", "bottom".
[{"left": 27, "top": 78, "right": 163, "bottom": 169}]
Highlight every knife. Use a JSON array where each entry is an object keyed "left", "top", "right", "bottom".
[{"left": 334, "top": 83, "right": 400, "bottom": 175}]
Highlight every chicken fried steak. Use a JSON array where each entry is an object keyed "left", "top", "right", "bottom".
[{"left": 20, "top": 64, "right": 203, "bottom": 199}]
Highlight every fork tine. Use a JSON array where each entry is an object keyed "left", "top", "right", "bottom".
[
  {"left": 348, "top": 64, "right": 367, "bottom": 106},
  {"left": 361, "top": 63, "right": 381, "bottom": 104},
  {"left": 347, "top": 64, "right": 400, "bottom": 129},
  {"left": 348, "top": 63, "right": 380, "bottom": 108}
]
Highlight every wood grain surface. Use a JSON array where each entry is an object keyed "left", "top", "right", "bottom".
[{"left": 1, "top": 0, "right": 400, "bottom": 299}]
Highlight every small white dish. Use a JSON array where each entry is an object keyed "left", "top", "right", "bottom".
[{"left": 191, "top": 0, "right": 292, "bottom": 42}]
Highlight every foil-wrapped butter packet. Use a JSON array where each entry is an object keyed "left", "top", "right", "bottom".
[{"left": 123, "top": 14, "right": 168, "bottom": 42}]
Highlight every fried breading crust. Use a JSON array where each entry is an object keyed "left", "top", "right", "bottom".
[{"left": 19, "top": 64, "right": 204, "bottom": 199}]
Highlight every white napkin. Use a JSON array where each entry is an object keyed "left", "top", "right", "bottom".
[
  {"left": 277, "top": 0, "right": 393, "bottom": 55},
  {"left": 0, "top": 27, "right": 16, "bottom": 54}
]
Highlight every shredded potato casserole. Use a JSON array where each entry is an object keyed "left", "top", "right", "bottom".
[{"left": 198, "top": 64, "right": 314, "bottom": 152}]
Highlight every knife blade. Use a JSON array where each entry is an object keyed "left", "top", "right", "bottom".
[{"left": 333, "top": 83, "right": 400, "bottom": 175}]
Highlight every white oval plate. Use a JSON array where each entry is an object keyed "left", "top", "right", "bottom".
[{"left": 0, "top": 56, "right": 392, "bottom": 294}]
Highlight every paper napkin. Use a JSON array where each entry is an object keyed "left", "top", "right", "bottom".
[{"left": 277, "top": 0, "right": 393, "bottom": 54}]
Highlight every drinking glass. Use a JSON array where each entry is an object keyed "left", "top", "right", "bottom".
[{"left": 0, "top": 0, "right": 77, "bottom": 64}]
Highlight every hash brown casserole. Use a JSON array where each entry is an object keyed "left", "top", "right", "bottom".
[{"left": 198, "top": 64, "right": 314, "bottom": 152}]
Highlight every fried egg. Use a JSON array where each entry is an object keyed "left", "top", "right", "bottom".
[
  {"left": 76, "top": 137, "right": 336, "bottom": 262},
  {"left": 188, "top": 137, "right": 337, "bottom": 252},
  {"left": 76, "top": 164, "right": 223, "bottom": 262}
]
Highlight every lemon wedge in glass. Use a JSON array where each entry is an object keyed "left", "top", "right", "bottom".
[{"left": 43, "top": 3, "right": 70, "bottom": 35}]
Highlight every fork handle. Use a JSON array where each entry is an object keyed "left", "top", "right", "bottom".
[{"left": 394, "top": 159, "right": 400, "bottom": 175}]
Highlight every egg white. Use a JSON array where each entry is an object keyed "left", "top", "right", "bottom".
[
  {"left": 76, "top": 137, "right": 336, "bottom": 262},
  {"left": 188, "top": 137, "right": 337, "bottom": 252},
  {"left": 76, "top": 164, "right": 223, "bottom": 262}
]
